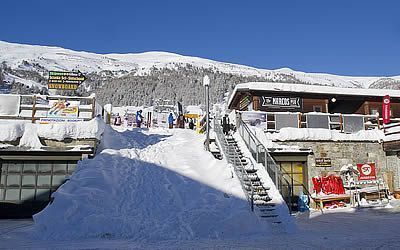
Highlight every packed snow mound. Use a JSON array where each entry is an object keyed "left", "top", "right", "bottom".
[
  {"left": 0, "top": 118, "right": 105, "bottom": 147},
  {"left": 0, "top": 120, "right": 27, "bottom": 141},
  {"left": 36, "top": 118, "right": 106, "bottom": 141},
  {"left": 33, "top": 127, "right": 270, "bottom": 241}
]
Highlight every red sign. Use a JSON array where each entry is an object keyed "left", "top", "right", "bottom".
[
  {"left": 382, "top": 95, "right": 391, "bottom": 124},
  {"left": 357, "top": 163, "right": 377, "bottom": 180}
]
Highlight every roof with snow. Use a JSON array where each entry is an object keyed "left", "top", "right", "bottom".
[{"left": 228, "top": 82, "right": 400, "bottom": 109}]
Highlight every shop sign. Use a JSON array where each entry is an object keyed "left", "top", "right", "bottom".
[
  {"left": 39, "top": 118, "right": 84, "bottom": 124},
  {"left": 315, "top": 157, "right": 331, "bottom": 167},
  {"left": 48, "top": 71, "right": 86, "bottom": 90},
  {"left": 261, "top": 96, "right": 302, "bottom": 111},
  {"left": 357, "top": 163, "right": 377, "bottom": 180},
  {"left": 382, "top": 95, "right": 390, "bottom": 124},
  {"left": 239, "top": 95, "right": 251, "bottom": 110}
]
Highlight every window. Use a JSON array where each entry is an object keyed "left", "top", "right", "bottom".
[{"left": 313, "top": 106, "right": 322, "bottom": 112}]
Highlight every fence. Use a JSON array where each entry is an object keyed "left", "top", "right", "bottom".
[
  {"left": 261, "top": 112, "right": 380, "bottom": 132},
  {"left": 0, "top": 94, "right": 102, "bottom": 123}
]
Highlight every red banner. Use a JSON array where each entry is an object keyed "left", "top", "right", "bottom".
[
  {"left": 382, "top": 95, "right": 390, "bottom": 124},
  {"left": 357, "top": 163, "right": 377, "bottom": 180}
]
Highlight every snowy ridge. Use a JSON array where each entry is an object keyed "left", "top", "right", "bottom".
[{"left": 1, "top": 40, "right": 400, "bottom": 88}]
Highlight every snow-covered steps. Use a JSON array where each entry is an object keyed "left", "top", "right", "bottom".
[{"left": 223, "top": 135, "right": 280, "bottom": 224}]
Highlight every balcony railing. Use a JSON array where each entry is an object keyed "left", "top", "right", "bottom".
[{"left": 245, "top": 112, "right": 382, "bottom": 133}]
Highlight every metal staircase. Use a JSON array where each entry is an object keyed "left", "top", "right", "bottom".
[{"left": 214, "top": 118, "right": 281, "bottom": 223}]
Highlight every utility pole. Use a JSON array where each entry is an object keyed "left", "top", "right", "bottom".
[{"left": 203, "top": 75, "right": 210, "bottom": 151}]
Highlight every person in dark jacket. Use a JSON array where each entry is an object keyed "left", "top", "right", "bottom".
[
  {"left": 168, "top": 113, "right": 175, "bottom": 129},
  {"left": 114, "top": 113, "right": 122, "bottom": 126},
  {"left": 222, "top": 114, "right": 230, "bottom": 135},
  {"left": 136, "top": 110, "right": 144, "bottom": 128},
  {"left": 188, "top": 118, "right": 195, "bottom": 130}
]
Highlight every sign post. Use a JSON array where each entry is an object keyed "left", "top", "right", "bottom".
[
  {"left": 382, "top": 95, "right": 390, "bottom": 124},
  {"left": 48, "top": 71, "right": 86, "bottom": 90}
]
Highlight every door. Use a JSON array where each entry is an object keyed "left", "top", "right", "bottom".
[{"left": 279, "top": 161, "right": 307, "bottom": 210}]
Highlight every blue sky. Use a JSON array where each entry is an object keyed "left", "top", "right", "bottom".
[{"left": 1, "top": 0, "right": 399, "bottom": 76}]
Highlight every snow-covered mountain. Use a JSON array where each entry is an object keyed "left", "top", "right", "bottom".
[
  {"left": 1, "top": 40, "right": 400, "bottom": 106},
  {"left": 1, "top": 40, "right": 399, "bottom": 87}
]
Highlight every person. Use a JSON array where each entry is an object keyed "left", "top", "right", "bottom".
[
  {"left": 222, "top": 114, "right": 230, "bottom": 135},
  {"left": 136, "top": 110, "right": 144, "bottom": 128},
  {"left": 177, "top": 114, "right": 185, "bottom": 128},
  {"left": 123, "top": 114, "right": 129, "bottom": 127},
  {"left": 114, "top": 113, "right": 122, "bottom": 126},
  {"left": 168, "top": 113, "right": 175, "bottom": 129},
  {"left": 188, "top": 118, "right": 195, "bottom": 130}
]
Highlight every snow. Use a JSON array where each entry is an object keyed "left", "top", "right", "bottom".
[
  {"left": 1, "top": 125, "right": 400, "bottom": 248},
  {"left": 0, "top": 118, "right": 105, "bottom": 147},
  {"left": 2, "top": 40, "right": 400, "bottom": 89},
  {"left": 0, "top": 120, "right": 27, "bottom": 141},
  {"left": 266, "top": 127, "right": 384, "bottom": 142},
  {"left": 32, "top": 126, "right": 270, "bottom": 240}
]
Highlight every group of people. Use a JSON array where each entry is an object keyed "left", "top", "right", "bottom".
[
  {"left": 168, "top": 113, "right": 195, "bottom": 129},
  {"left": 114, "top": 110, "right": 144, "bottom": 128}
]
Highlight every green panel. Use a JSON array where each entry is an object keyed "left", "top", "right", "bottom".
[
  {"left": 5, "top": 189, "right": 20, "bottom": 201},
  {"left": 1, "top": 164, "right": 6, "bottom": 173},
  {"left": 67, "top": 162, "right": 77, "bottom": 174},
  {"left": 0, "top": 188, "right": 4, "bottom": 200},
  {"left": 21, "top": 189, "right": 35, "bottom": 201},
  {"left": 7, "top": 175, "right": 21, "bottom": 187},
  {"left": 22, "top": 175, "right": 36, "bottom": 187},
  {"left": 23, "top": 163, "right": 37, "bottom": 173},
  {"left": 53, "top": 162, "right": 67, "bottom": 174},
  {"left": 37, "top": 175, "right": 51, "bottom": 187},
  {"left": 52, "top": 175, "right": 65, "bottom": 187},
  {"left": 35, "top": 189, "right": 50, "bottom": 201},
  {"left": 7, "top": 162, "right": 22, "bottom": 173},
  {"left": 38, "top": 162, "right": 52, "bottom": 173}
]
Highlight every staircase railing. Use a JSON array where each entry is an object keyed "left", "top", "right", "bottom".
[
  {"left": 214, "top": 117, "right": 255, "bottom": 211},
  {"left": 238, "top": 119, "right": 298, "bottom": 213}
]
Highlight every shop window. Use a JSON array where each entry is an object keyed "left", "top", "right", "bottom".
[{"left": 313, "top": 106, "right": 322, "bottom": 112}]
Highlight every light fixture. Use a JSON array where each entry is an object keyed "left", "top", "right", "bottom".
[{"left": 331, "top": 97, "right": 336, "bottom": 103}]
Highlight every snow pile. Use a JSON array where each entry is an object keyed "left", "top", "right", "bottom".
[
  {"left": 0, "top": 120, "right": 27, "bottom": 141},
  {"left": 33, "top": 127, "right": 270, "bottom": 241},
  {"left": 0, "top": 118, "right": 105, "bottom": 150},
  {"left": 18, "top": 123, "right": 43, "bottom": 149},
  {"left": 36, "top": 118, "right": 106, "bottom": 141},
  {"left": 383, "top": 123, "right": 400, "bottom": 142}
]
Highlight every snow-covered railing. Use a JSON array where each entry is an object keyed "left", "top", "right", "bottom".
[
  {"left": 0, "top": 94, "right": 102, "bottom": 123},
  {"left": 263, "top": 112, "right": 380, "bottom": 133},
  {"left": 214, "top": 116, "right": 255, "bottom": 211}
]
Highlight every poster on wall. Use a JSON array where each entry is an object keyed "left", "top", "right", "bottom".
[
  {"left": 261, "top": 96, "right": 302, "bottom": 111},
  {"left": 357, "top": 163, "right": 377, "bottom": 180},
  {"left": 241, "top": 111, "right": 266, "bottom": 126},
  {"left": 47, "top": 100, "right": 79, "bottom": 118}
]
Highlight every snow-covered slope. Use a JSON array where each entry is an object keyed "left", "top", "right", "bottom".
[
  {"left": 1, "top": 40, "right": 400, "bottom": 89},
  {"left": 33, "top": 126, "right": 272, "bottom": 241}
]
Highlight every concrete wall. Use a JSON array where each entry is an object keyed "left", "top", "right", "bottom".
[{"left": 274, "top": 141, "right": 400, "bottom": 192}]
